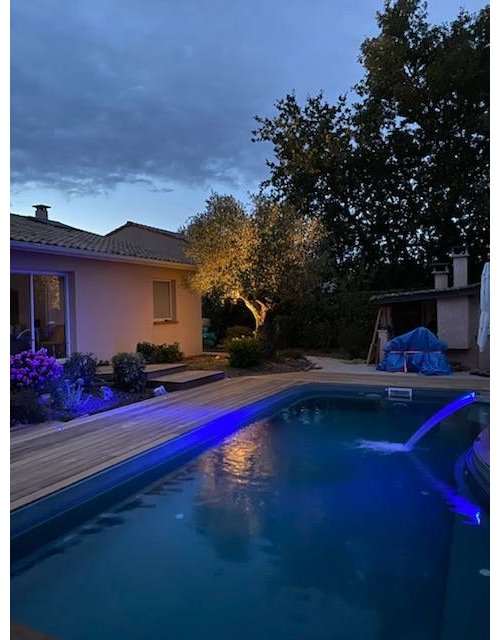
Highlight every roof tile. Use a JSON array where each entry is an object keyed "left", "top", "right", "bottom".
[{"left": 10, "top": 214, "right": 193, "bottom": 265}]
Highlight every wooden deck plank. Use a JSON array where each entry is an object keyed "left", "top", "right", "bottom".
[
  {"left": 97, "top": 362, "right": 187, "bottom": 380},
  {"left": 149, "top": 369, "right": 226, "bottom": 390},
  {"left": 11, "top": 371, "right": 489, "bottom": 510}
]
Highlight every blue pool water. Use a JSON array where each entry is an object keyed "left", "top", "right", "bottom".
[{"left": 11, "top": 393, "right": 489, "bottom": 640}]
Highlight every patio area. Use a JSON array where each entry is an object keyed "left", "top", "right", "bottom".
[{"left": 11, "top": 369, "right": 489, "bottom": 511}]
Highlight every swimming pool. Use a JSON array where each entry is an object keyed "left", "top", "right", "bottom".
[{"left": 11, "top": 389, "right": 489, "bottom": 639}]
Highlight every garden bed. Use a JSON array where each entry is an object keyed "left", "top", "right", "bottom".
[
  {"left": 184, "top": 353, "right": 314, "bottom": 377},
  {"left": 10, "top": 386, "right": 155, "bottom": 429},
  {"left": 52, "top": 388, "right": 154, "bottom": 422}
]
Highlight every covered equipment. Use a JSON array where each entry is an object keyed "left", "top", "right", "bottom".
[{"left": 377, "top": 327, "right": 452, "bottom": 375}]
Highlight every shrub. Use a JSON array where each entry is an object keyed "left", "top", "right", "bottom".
[
  {"left": 337, "top": 326, "right": 371, "bottom": 359},
  {"left": 136, "top": 342, "right": 157, "bottom": 363},
  {"left": 155, "top": 342, "right": 183, "bottom": 363},
  {"left": 223, "top": 325, "right": 254, "bottom": 349},
  {"left": 136, "top": 341, "right": 183, "bottom": 364},
  {"left": 228, "top": 337, "right": 264, "bottom": 368},
  {"left": 63, "top": 352, "right": 98, "bottom": 387},
  {"left": 11, "top": 390, "right": 49, "bottom": 426},
  {"left": 10, "top": 348, "right": 63, "bottom": 393},
  {"left": 276, "top": 348, "right": 304, "bottom": 360},
  {"left": 112, "top": 352, "right": 147, "bottom": 391},
  {"left": 53, "top": 378, "right": 89, "bottom": 413}
]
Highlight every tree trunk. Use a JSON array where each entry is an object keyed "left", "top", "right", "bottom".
[
  {"left": 261, "top": 307, "right": 277, "bottom": 358},
  {"left": 240, "top": 297, "right": 277, "bottom": 357},
  {"left": 241, "top": 298, "right": 268, "bottom": 333}
]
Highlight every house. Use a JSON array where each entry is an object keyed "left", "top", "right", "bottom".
[
  {"left": 369, "top": 247, "right": 489, "bottom": 370},
  {"left": 10, "top": 205, "right": 202, "bottom": 361}
]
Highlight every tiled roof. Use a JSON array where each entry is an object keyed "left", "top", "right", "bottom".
[
  {"left": 10, "top": 214, "right": 194, "bottom": 265},
  {"left": 106, "top": 220, "right": 186, "bottom": 241}
]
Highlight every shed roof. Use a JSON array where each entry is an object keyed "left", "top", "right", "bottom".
[{"left": 370, "top": 284, "right": 480, "bottom": 305}]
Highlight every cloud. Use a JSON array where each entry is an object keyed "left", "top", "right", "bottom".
[
  {"left": 9, "top": 1, "right": 264, "bottom": 195},
  {"left": 9, "top": 0, "right": 395, "bottom": 197}
]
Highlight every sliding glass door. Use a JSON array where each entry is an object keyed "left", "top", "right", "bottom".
[
  {"left": 10, "top": 274, "right": 32, "bottom": 354},
  {"left": 10, "top": 273, "right": 68, "bottom": 358}
]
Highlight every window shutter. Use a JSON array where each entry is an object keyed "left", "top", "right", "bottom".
[{"left": 153, "top": 281, "right": 171, "bottom": 320}]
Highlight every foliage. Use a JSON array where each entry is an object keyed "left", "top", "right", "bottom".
[
  {"left": 223, "top": 325, "right": 254, "bottom": 348},
  {"left": 276, "top": 348, "right": 304, "bottom": 360},
  {"left": 266, "top": 290, "right": 378, "bottom": 352},
  {"left": 156, "top": 343, "right": 183, "bottom": 363},
  {"left": 63, "top": 352, "right": 98, "bottom": 387},
  {"left": 53, "top": 378, "right": 90, "bottom": 414},
  {"left": 112, "top": 352, "right": 147, "bottom": 391},
  {"left": 330, "top": 291, "right": 379, "bottom": 343},
  {"left": 136, "top": 341, "right": 157, "bottom": 363},
  {"left": 228, "top": 337, "right": 265, "bottom": 368},
  {"left": 202, "top": 295, "right": 253, "bottom": 341},
  {"left": 10, "top": 389, "right": 48, "bottom": 426},
  {"left": 337, "top": 326, "right": 371, "bottom": 359},
  {"left": 10, "top": 349, "right": 63, "bottom": 393},
  {"left": 184, "top": 193, "right": 326, "bottom": 354},
  {"left": 136, "top": 341, "right": 183, "bottom": 364},
  {"left": 252, "top": 0, "right": 489, "bottom": 286}
]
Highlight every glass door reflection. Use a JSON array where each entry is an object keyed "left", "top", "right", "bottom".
[
  {"left": 33, "top": 275, "right": 67, "bottom": 358},
  {"left": 10, "top": 273, "right": 68, "bottom": 358}
]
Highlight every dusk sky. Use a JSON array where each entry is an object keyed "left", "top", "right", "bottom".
[{"left": 11, "top": 0, "right": 486, "bottom": 234}]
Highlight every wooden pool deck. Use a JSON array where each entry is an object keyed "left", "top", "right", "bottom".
[{"left": 11, "top": 371, "right": 489, "bottom": 511}]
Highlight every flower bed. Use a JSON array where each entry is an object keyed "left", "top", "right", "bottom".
[
  {"left": 10, "top": 349, "right": 63, "bottom": 392},
  {"left": 10, "top": 349, "right": 155, "bottom": 427}
]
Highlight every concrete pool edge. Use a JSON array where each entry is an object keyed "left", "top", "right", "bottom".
[{"left": 11, "top": 381, "right": 477, "bottom": 562}]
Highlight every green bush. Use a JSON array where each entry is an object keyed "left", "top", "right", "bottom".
[
  {"left": 223, "top": 325, "right": 254, "bottom": 349},
  {"left": 11, "top": 390, "right": 48, "bottom": 426},
  {"left": 136, "top": 341, "right": 183, "bottom": 364},
  {"left": 276, "top": 348, "right": 304, "bottom": 360},
  {"left": 112, "top": 352, "right": 147, "bottom": 391},
  {"left": 64, "top": 352, "right": 98, "bottom": 387},
  {"left": 156, "top": 342, "right": 183, "bottom": 363},
  {"left": 337, "top": 325, "right": 371, "bottom": 359},
  {"left": 136, "top": 342, "right": 157, "bottom": 363},
  {"left": 228, "top": 337, "right": 264, "bottom": 368},
  {"left": 53, "top": 378, "right": 89, "bottom": 413}
]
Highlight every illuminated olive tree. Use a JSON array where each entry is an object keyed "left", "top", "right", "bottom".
[{"left": 184, "top": 192, "right": 324, "bottom": 353}]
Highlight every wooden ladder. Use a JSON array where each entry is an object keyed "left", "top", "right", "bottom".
[{"left": 366, "top": 307, "right": 383, "bottom": 365}]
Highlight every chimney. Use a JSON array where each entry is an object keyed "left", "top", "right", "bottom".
[
  {"left": 33, "top": 204, "right": 51, "bottom": 221},
  {"left": 450, "top": 246, "right": 469, "bottom": 288},
  {"left": 432, "top": 263, "right": 450, "bottom": 290}
]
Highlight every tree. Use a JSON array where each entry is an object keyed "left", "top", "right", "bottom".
[
  {"left": 184, "top": 193, "right": 325, "bottom": 354},
  {"left": 253, "top": 0, "right": 489, "bottom": 288}
]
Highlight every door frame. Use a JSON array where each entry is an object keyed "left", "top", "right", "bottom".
[{"left": 10, "top": 269, "right": 72, "bottom": 358}]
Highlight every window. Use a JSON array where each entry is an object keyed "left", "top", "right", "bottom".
[
  {"left": 153, "top": 280, "right": 173, "bottom": 321},
  {"left": 11, "top": 273, "right": 69, "bottom": 358}
]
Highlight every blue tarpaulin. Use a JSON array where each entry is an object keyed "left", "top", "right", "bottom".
[{"left": 377, "top": 327, "right": 452, "bottom": 375}]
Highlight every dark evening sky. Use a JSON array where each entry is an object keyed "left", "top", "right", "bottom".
[{"left": 11, "top": 0, "right": 486, "bottom": 233}]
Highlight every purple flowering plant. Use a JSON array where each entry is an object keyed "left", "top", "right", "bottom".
[{"left": 10, "top": 348, "right": 63, "bottom": 393}]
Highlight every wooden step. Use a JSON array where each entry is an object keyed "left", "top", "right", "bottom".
[
  {"left": 148, "top": 369, "right": 225, "bottom": 391},
  {"left": 97, "top": 363, "right": 187, "bottom": 381}
]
